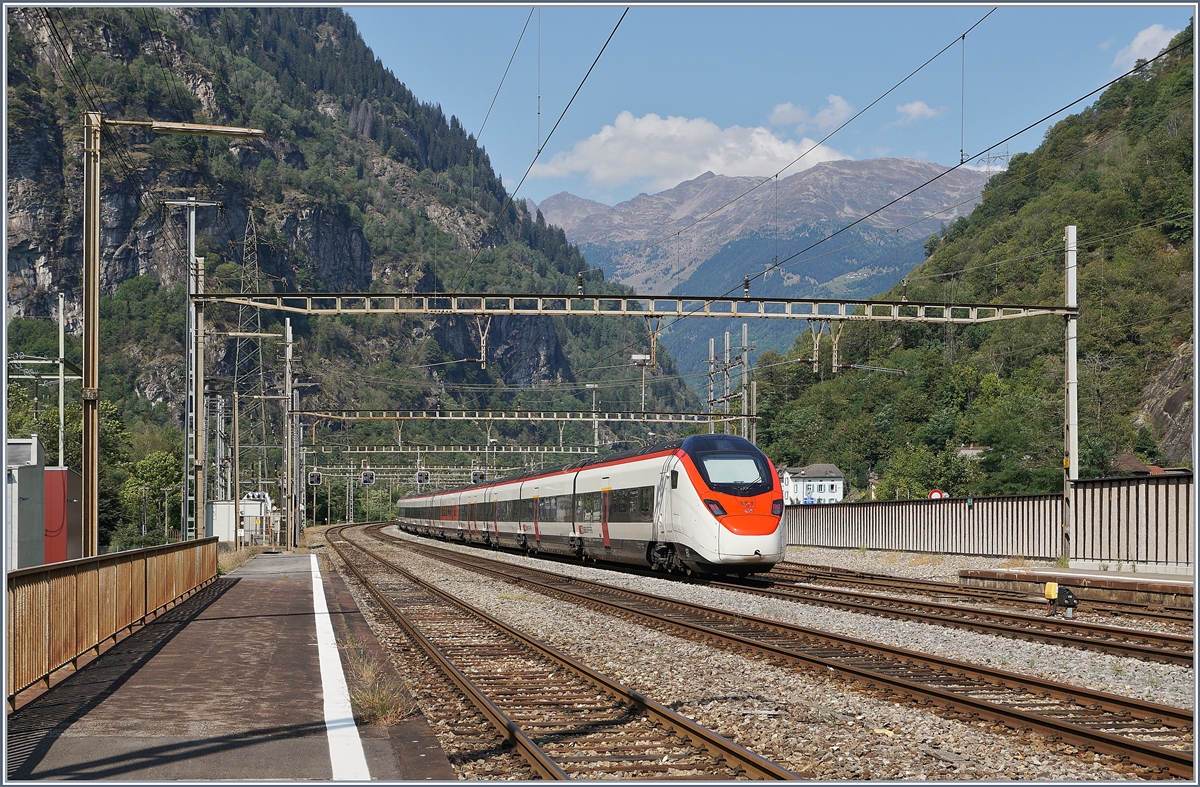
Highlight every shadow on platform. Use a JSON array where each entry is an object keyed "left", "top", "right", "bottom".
[{"left": 6, "top": 578, "right": 237, "bottom": 779}]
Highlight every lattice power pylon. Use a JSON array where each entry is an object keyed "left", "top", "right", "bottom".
[{"left": 233, "top": 207, "right": 273, "bottom": 495}]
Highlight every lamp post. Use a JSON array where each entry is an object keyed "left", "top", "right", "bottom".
[
  {"left": 631, "top": 355, "right": 650, "bottom": 413},
  {"left": 81, "top": 113, "right": 264, "bottom": 556},
  {"left": 290, "top": 380, "right": 319, "bottom": 548},
  {"left": 585, "top": 384, "right": 598, "bottom": 447},
  {"left": 161, "top": 486, "right": 175, "bottom": 539}
]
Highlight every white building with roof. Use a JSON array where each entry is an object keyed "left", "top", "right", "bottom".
[{"left": 781, "top": 463, "right": 845, "bottom": 505}]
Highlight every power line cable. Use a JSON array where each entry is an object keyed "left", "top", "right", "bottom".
[
  {"left": 565, "top": 32, "right": 1193, "bottom": 388},
  {"left": 138, "top": 7, "right": 191, "bottom": 121},
  {"left": 592, "top": 8, "right": 997, "bottom": 277},
  {"left": 450, "top": 6, "right": 629, "bottom": 292},
  {"left": 475, "top": 8, "right": 535, "bottom": 148},
  {"left": 42, "top": 10, "right": 188, "bottom": 256},
  {"left": 740, "top": 34, "right": 1194, "bottom": 296}
]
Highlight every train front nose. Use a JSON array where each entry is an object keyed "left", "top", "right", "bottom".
[{"left": 717, "top": 511, "right": 785, "bottom": 563}]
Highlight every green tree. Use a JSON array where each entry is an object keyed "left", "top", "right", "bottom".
[
  {"left": 876, "top": 443, "right": 978, "bottom": 500},
  {"left": 115, "top": 451, "right": 181, "bottom": 547}
]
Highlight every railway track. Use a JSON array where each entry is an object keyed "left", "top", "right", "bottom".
[
  {"left": 325, "top": 525, "right": 799, "bottom": 780},
  {"left": 772, "top": 562, "right": 1194, "bottom": 625},
  {"left": 373, "top": 526, "right": 1194, "bottom": 779},
  {"left": 428, "top": 533, "right": 1191, "bottom": 664},
  {"left": 698, "top": 574, "right": 1194, "bottom": 665}
]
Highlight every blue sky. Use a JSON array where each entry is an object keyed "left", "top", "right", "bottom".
[{"left": 347, "top": 4, "right": 1193, "bottom": 207}]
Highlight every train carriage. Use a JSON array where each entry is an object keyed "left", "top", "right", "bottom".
[{"left": 397, "top": 435, "right": 784, "bottom": 576}]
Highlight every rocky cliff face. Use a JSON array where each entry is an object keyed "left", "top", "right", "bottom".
[
  {"left": 3, "top": 6, "right": 696, "bottom": 433},
  {"left": 537, "top": 159, "right": 991, "bottom": 295},
  {"left": 5, "top": 8, "right": 377, "bottom": 326},
  {"left": 1135, "top": 341, "right": 1194, "bottom": 466}
]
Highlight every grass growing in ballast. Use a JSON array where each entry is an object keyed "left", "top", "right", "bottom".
[{"left": 343, "top": 636, "right": 416, "bottom": 726}]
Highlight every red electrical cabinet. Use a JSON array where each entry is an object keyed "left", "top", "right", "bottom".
[{"left": 44, "top": 467, "right": 83, "bottom": 563}]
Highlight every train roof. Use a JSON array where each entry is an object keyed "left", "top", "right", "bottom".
[{"left": 401, "top": 434, "right": 762, "bottom": 502}]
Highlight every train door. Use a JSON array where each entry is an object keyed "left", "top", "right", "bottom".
[
  {"left": 532, "top": 493, "right": 541, "bottom": 544},
  {"left": 600, "top": 488, "right": 612, "bottom": 547},
  {"left": 487, "top": 487, "right": 499, "bottom": 544},
  {"left": 652, "top": 458, "right": 672, "bottom": 544},
  {"left": 655, "top": 455, "right": 678, "bottom": 542}
]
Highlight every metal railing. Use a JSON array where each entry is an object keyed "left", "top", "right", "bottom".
[
  {"left": 786, "top": 474, "right": 1194, "bottom": 569},
  {"left": 7, "top": 538, "right": 218, "bottom": 707},
  {"left": 786, "top": 494, "right": 1062, "bottom": 559},
  {"left": 1071, "top": 474, "right": 1193, "bottom": 568}
]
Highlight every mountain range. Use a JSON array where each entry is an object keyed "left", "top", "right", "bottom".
[
  {"left": 535, "top": 159, "right": 992, "bottom": 375},
  {"left": 535, "top": 158, "right": 991, "bottom": 298}
]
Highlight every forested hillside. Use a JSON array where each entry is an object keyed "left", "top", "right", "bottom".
[
  {"left": 755, "top": 24, "right": 1193, "bottom": 498},
  {"left": 5, "top": 7, "right": 695, "bottom": 548}
]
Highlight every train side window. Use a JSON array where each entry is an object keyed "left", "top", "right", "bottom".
[{"left": 670, "top": 470, "right": 678, "bottom": 489}]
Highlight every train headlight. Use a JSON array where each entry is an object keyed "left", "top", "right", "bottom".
[
  {"left": 704, "top": 499, "right": 727, "bottom": 516},
  {"left": 771, "top": 499, "right": 784, "bottom": 516}
]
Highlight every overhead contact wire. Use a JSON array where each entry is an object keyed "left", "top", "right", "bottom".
[
  {"left": 452, "top": 6, "right": 629, "bottom": 292},
  {"left": 594, "top": 8, "right": 997, "bottom": 276}
]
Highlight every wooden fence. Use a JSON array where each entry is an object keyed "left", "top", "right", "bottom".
[
  {"left": 786, "top": 473, "right": 1193, "bottom": 569},
  {"left": 7, "top": 538, "right": 218, "bottom": 707}
]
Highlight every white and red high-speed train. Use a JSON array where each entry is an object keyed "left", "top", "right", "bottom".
[{"left": 396, "top": 434, "right": 785, "bottom": 576}]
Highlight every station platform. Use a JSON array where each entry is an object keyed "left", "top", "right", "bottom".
[
  {"left": 6, "top": 552, "right": 456, "bottom": 781},
  {"left": 959, "top": 566, "right": 1194, "bottom": 610}
]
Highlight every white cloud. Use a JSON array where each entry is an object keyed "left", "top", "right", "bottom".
[
  {"left": 892, "top": 100, "right": 945, "bottom": 126},
  {"left": 531, "top": 111, "right": 849, "bottom": 191},
  {"left": 1099, "top": 39, "right": 1113, "bottom": 52},
  {"left": 769, "top": 95, "right": 853, "bottom": 132},
  {"left": 1112, "top": 24, "right": 1180, "bottom": 71}
]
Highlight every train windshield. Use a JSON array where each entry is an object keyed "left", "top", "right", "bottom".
[{"left": 694, "top": 451, "right": 773, "bottom": 497}]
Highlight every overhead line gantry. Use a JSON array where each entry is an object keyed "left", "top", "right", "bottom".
[
  {"left": 308, "top": 444, "right": 600, "bottom": 455},
  {"left": 196, "top": 291, "right": 1074, "bottom": 324},
  {"left": 199, "top": 290, "right": 1076, "bottom": 375},
  {"left": 296, "top": 409, "right": 714, "bottom": 424}
]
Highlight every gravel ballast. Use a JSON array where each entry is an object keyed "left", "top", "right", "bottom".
[
  {"left": 341, "top": 529, "right": 1192, "bottom": 780},
  {"left": 384, "top": 532, "right": 1193, "bottom": 711},
  {"left": 784, "top": 545, "right": 1056, "bottom": 581}
]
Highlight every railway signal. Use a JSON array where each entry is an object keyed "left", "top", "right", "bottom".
[
  {"left": 361, "top": 470, "right": 375, "bottom": 485},
  {"left": 308, "top": 471, "right": 322, "bottom": 486},
  {"left": 416, "top": 470, "right": 430, "bottom": 484}
]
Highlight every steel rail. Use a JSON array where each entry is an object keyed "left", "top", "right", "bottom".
[
  {"left": 381, "top": 530, "right": 1193, "bottom": 779},
  {"left": 326, "top": 526, "right": 567, "bottom": 779},
  {"left": 330, "top": 525, "right": 799, "bottom": 780},
  {"left": 479, "top": 548, "right": 1191, "bottom": 661},
  {"left": 774, "top": 563, "right": 1195, "bottom": 624},
  {"left": 703, "top": 577, "right": 1194, "bottom": 665}
]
